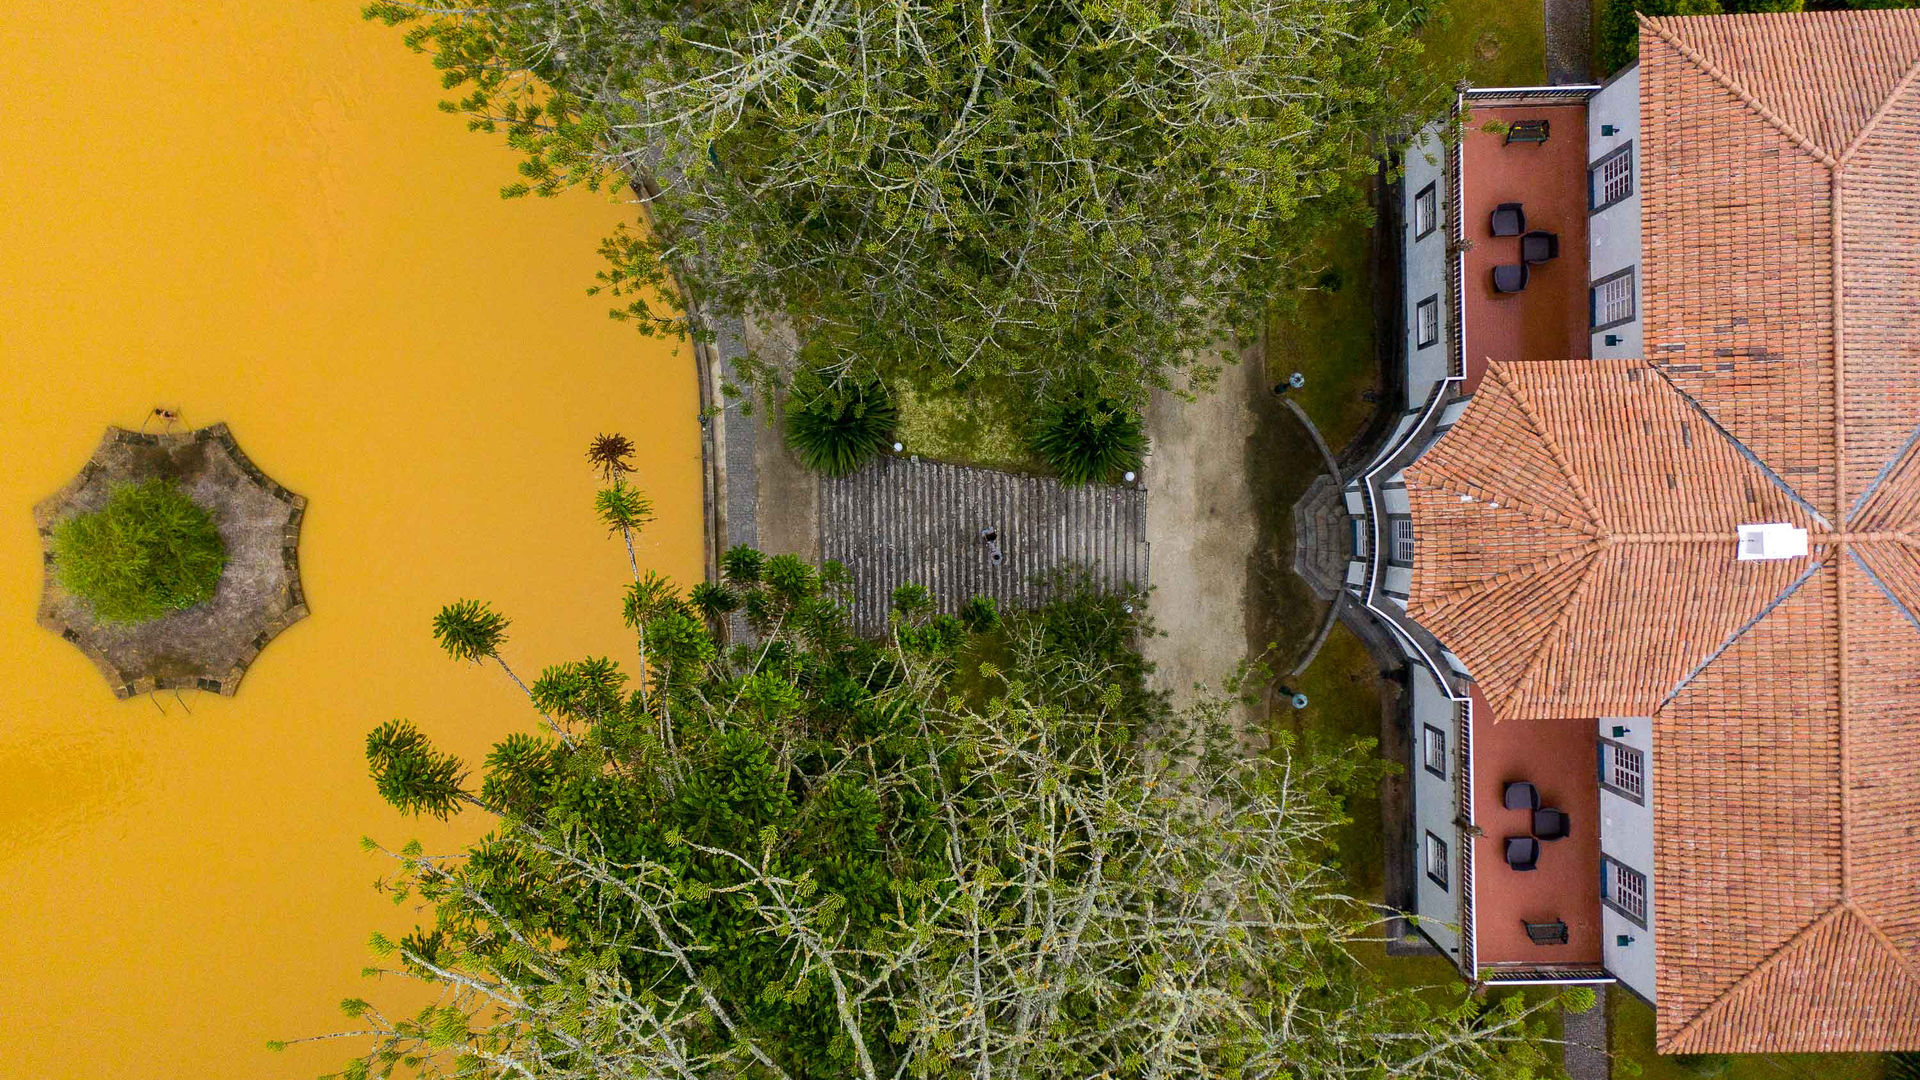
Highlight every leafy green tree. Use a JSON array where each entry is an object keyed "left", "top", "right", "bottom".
[
  {"left": 294, "top": 501, "right": 1566, "bottom": 1079},
  {"left": 364, "top": 0, "right": 1450, "bottom": 405},
  {"left": 52, "top": 478, "right": 227, "bottom": 625}
]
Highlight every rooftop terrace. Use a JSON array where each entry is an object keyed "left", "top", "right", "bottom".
[{"left": 1459, "top": 103, "right": 1592, "bottom": 391}]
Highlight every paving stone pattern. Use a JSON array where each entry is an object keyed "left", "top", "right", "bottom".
[
  {"left": 1291, "top": 473, "right": 1350, "bottom": 603},
  {"left": 1561, "top": 995, "right": 1610, "bottom": 1080},
  {"left": 822, "top": 458, "right": 1149, "bottom": 636}
]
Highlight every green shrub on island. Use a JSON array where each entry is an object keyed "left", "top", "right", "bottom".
[
  {"left": 1029, "top": 388, "right": 1147, "bottom": 486},
  {"left": 783, "top": 368, "right": 898, "bottom": 477},
  {"left": 52, "top": 479, "right": 227, "bottom": 625}
]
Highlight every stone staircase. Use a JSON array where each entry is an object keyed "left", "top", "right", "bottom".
[{"left": 822, "top": 457, "right": 1150, "bottom": 636}]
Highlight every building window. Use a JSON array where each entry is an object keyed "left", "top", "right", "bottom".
[
  {"left": 1416, "top": 295, "right": 1440, "bottom": 349},
  {"left": 1598, "top": 738, "right": 1644, "bottom": 804},
  {"left": 1422, "top": 724, "right": 1447, "bottom": 779},
  {"left": 1425, "top": 831, "right": 1449, "bottom": 890},
  {"left": 1592, "top": 268, "right": 1636, "bottom": 330},
  {"left": 1590, "top": 143, "right": 1633, "bottom": 211},
  {"left": 1414, "top": 182, "right": 1438, "bottom": 239},
  {"left": 1603, "top": 857, "right": 1649, "bottom": 928},
  {"left": 1350, "top": 517, "right": 1368, "bottom": 559},
  {"left": 1390, "top": 517, "right": 1416, "bottom": 565}
]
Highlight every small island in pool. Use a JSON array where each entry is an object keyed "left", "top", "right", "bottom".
[{"left": 34, "top": 424, "right": 307, "bottom": 698}]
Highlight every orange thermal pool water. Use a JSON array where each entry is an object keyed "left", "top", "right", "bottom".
[{"left": 0, "top": 3, "right": 702, "bottom": 1076}]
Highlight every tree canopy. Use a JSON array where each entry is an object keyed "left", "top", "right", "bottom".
[
  {"left": 298, "top": 491, "right": 1568, "bottom": 1079},
  {"left": 365, "top": 0, "right": 1450, "bottom": 404}
]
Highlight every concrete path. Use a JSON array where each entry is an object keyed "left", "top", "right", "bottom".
[
  {"left": 1546, "top": 0, "right": 1595, "bottom": 85},
  {"left": 1142, "top": 340, "right": 1265, "bottom": 720},
  {"left": 821, "top": 458, "right": 1149, "bottom": 636},
  {"left": 1562, "top": 994, "right": 1611, "bottom": 1080}
]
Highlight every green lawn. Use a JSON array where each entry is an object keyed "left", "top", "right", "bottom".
[
  {"left": 1608, "top": 988, "right": 1887, "bottom": 1080},
  {"left": 1422, "top": 0, "right": 1549, "bottom": 88},
  {"left": 892, "top": 380, "right": 1049, "bottom": 474},
  {"left": 1265, "top": 217, "right": 1382, "bottom": 456},
  {"left": 1280, "top": 622, "right": 1390, "bottom": 897}
]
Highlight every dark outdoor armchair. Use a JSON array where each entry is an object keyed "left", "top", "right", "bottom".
[
  {"left": 1504, "top": 836, "right": 1540, "bottom": 872},
  {"left": 1521, "top": 230, "right": 1560, "bottom": 264},
  {"left": 1503, "top": 781, "right": 1539, "bottom": 811},
  {"left": 1492, "top": 264, "right": 1529, "bottom": 294},
  {"left": 1533, "top": 807, "right": 1571, "bottom": 841},
  {"left": 1490, "top": 202, "right": 1526, "bottom": 237}
]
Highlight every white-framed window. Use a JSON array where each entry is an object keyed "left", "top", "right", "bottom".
[
  {"left": 1425, "top": 831, "right": 1449, "bottom": 890},
  {"left": 1414, "top": 182, "right": 1438, "bottom": 239},
  {"left": 1590, "top": 143, "right": 1633, "bottom": 211},
  {"left": 1600, "top": 738, "right": 1644, "bottom": 803},
  {"left": 1422, "top": 723, "right": 1447, "bottom": 779},
  {"left": 1603, "top": 857, "right": 1648, "bottom": 928},
  {"left": 1416, "top": 295, "right": 1440, "bottom": 349},
  {"left": 1592, "top": 268, "right": 1635, "bottom": 330},
  {"left": 1391, "top": 517, "right": 1416, "bottom": 564}
]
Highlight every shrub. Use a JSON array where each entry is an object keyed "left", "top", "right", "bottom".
[
  {"left": 1673, "top": 1053, "right": 1733, "bottom": 1078},
  {"left": 1598, "top": 0, "right": 1724, "bottom": 76},
  {"left": 1890, "top": 1051, "right": 1920, "bottom": 1080},
  {"left": 783, "top": 369, "right": 898, "bottom": 477},
  {"left": 1028, "top": 389, "right": 1147, "bottom": 486},
  {"left": 52, "top": 479, "right": 227, "bottom": 625}
]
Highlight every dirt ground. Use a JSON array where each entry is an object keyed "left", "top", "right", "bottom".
[
  {"left": 1142, "top": 331, "right": 1348, "bottom": 736},
  {"left": 1144, "top": 343, "right": 1263, "bottom": 724}
]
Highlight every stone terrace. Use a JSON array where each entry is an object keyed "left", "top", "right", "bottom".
[{"left": 822, "top": 457, "right": 1150, "bottom": 636}]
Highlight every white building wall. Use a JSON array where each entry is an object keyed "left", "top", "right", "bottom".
[
  {"left": 1411, "top": 665, "right": 1464, "bottom": 961},
  {"left": 1402, "top": 126, "right": 1452, "bottom": 409},
  {"left": 1587, "top": 66, "right": 1642, "bottom": 360},
  {"left": 1598, "top": 715, "right": 1657, "bottom": 1001}
]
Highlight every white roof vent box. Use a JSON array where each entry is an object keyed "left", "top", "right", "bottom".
[{"left": 1737, "top": 523, "right": 1808, "bottom": 561}]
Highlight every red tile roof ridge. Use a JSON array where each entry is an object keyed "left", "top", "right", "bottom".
[
  {"left": 1848, "top": 898, "right": 1920, "bottom": 988},
  {"left": 1406, "top": 467, "right": 1606, "bottom": 537},
  {"left": 1661, "top": 903, "right": 1845, "bottom": 1052},
  {"left": 1641, "top": 13, "right": 1840, "bottom": 168},
  {"left": 1412, "top": 541, "right": 1601, "bottom": 623},
  {"left": 1508, "top": 546, "right": 1610, "bottom": 712},
  {"left": 1661, "top": 902, "right": 1920, "bottom": 1053},
  {"left": 1835, "top": 49, "right": 1920, "bottom": 167},
  {"left": 1834, "top": 56, "right": 1920, "bottom": 530},
  {"left": 1484, "top": 362, "right": 1608, "bottom": 530}
]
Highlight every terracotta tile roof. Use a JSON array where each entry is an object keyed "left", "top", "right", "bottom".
[
  {"left": 1402, "top": 11, "right": 1920, "bottom": 1054},
  {"left": 1405, "top": 359, "right": 1817, "bottom": 719}
]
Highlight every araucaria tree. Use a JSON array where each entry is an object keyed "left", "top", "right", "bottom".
[
  {"left": 295, "top": 495, "right": 1567, "bottom": 1078},
  {"left": 364, "top": 0, "right": 1449, "bottom": 402}
]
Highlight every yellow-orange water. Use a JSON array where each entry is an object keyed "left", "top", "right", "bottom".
[{"left": 0, "top": 3, "right": 702, "bottom": 1076}]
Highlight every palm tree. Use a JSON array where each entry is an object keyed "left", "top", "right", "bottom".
[
  {"left": 595, "top": 481, "right": 654, "bottom": 580},
  {"left": 365, "top": 719, "right": 471, "bottom": 819},
  {"left": 431, "top": 599, "right": 530, "bottom": 694},
  {"left": 586, "top": 432, "right": 637, "bottom": 483}
]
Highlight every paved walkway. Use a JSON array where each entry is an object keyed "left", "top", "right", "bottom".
[
  {"left": 1292, "top": 473, "right": 1348, "bottom": 603},
  {"left": 821, "top": 458, "right": 1149, "bottom": 636},
  {"left": 1546, "top": 0, "right": 1595, "bottom": 85},
  {"left": 1142, "top": 340, "right": 1265, "bottom": 720},
  {"left": 1563, "top": 994, "right": 1610, "bottom": 1080}
]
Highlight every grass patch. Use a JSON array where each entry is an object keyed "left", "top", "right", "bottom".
[
  {"left": 1609, "top": 987, "right": 1886, "bottom": 1080},
  {"left": 892, "top": 381, "right": 1049, "bottom": 474},
  {"left": 1422, "top": 0, "right": 1549, "bottom": 87},
  {"left": 1279, "top": 622, "right": 1389, "bottom": 896},
  {"left": 1266, "top": 217, "right": 1381, "bottom": 455}
]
